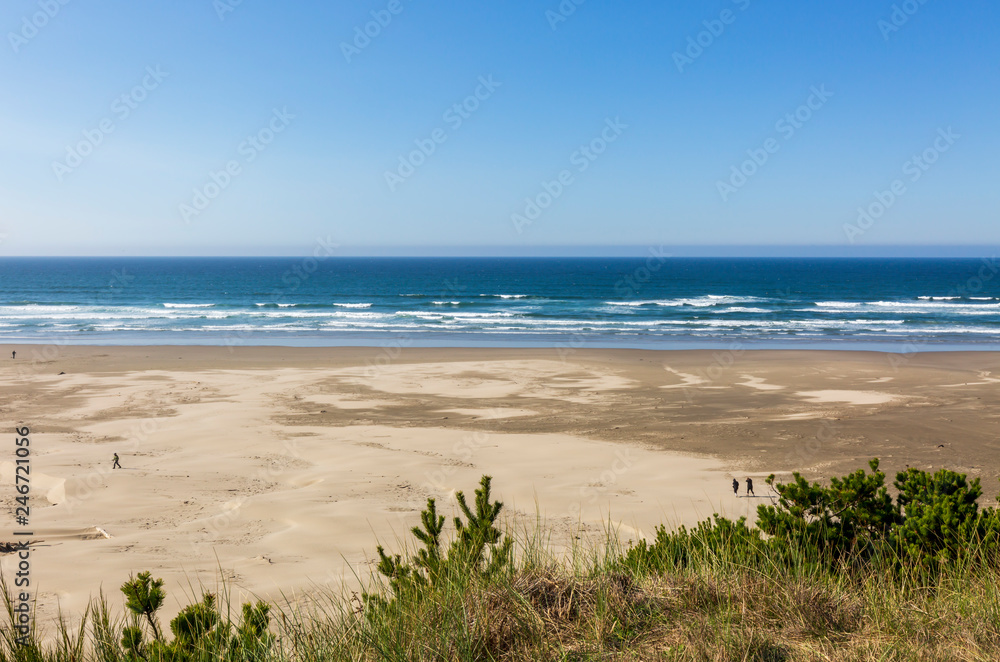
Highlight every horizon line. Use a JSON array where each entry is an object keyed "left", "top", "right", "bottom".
[{"left": 1, "top": 245, "right": 999, "bottom": 259}]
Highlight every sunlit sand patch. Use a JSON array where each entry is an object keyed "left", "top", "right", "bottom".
[
  {"left": 660, "top": 366, "right": 708, "bottom": 389},
  {"left": 797, "top": 390, "right": 896, "bottom": 405},
  {"left": 937, "top": 371, "right": 1000, "bottom": 388},
  {"left": 868, "top": 377, "right": 894, "bottom": 383},
  {"left": 737, "top": 374, "right": 785, "bottom": 391}
]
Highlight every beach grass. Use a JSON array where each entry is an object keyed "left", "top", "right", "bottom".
[{"left": 4, "top": 466, "right": 1000, "bottom": 661}]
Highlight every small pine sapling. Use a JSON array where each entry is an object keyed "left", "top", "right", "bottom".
[
  {"left": 119, "top": 573, "right": 272, "bottom": 661},
  {"left": 372, "top": 474, "right": 513, "bottom": 606},
  {"left": 121, "top": 571, "right": 165, "bottom": 645}
]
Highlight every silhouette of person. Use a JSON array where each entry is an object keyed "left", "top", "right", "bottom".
[
  {"left": 745, "top": 477, "right": 754, "bottom": 496},
  {"left": 10, "top": 351, "right": 14, "bottom": 359},
  {"left": 732, "top": 478, "right": 739, "bottom": 495},
  {"left": 113, "top": 453, "right": 121, "bottom": 469}
]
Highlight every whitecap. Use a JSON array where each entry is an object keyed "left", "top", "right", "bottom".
[
  {"left": 605, "top": 296, "right": 770, "bottom": 308},
  {"left": 813, "top": 301, "right": 863, "bottom": 308}
]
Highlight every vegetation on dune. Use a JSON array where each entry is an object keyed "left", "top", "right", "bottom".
[
  {"left": 4, "top": 461, "right": 1000, "bottom": 661},
  {"left": 369, "top": 474, "right": 513, "bottom": 606},
  {"left": 629, "top": 458, "right": 1000, "bottom": 576},
  {"left": 117, "top": 571, "right": 272, "bottom": 662}
]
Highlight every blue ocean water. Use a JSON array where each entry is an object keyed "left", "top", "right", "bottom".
[{"left": 0, "top": 257, "right": 998, "bottom": 349}]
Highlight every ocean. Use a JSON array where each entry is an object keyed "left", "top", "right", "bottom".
[{"left": 0, "top": 257, "right": 998, "bottom": 350}]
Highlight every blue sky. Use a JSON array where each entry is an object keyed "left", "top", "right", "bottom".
[{"left": 1, "top": 1, "right": 997, "bottom": 256}]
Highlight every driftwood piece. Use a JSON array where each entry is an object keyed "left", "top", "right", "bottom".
[{"left": 0, "top": 540, "right": 42, "bottom": 554}]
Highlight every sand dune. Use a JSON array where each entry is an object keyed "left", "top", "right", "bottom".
[{"left": 2, "top": 346, "right": 999, "bottom": 629}]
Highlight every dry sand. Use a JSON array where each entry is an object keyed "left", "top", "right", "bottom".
[{"left": 1, "top": 346, "right": 999, "bottom": 628}]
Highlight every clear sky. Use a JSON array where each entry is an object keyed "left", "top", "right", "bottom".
[{"left": 1, "top": 1, "right": 998, "bottom": 256}]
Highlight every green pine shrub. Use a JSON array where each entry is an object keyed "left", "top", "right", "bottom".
[
  {"left": 119, "top": 572, "right": 272, "bottom": 661},
  {"left": 756, "top": 459, "right": 899, "bottom": 568},
  {"left": 369, "top": 474, "right": 513, "bottom": 607},
  {"left": 631, "top": 459, "right": 1000, "bottom": 579},
  {"left": 624, "top": 514, "right": 769, "bottom": 574},
  {"left": 892, "top": 466, "right": 985, "bottom": 567}
]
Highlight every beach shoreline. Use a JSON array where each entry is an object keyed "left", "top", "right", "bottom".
[
  {"left": 2, "top": 345, "right": 999, "bottom": 626},
  {"left": 5, "top": 337, "right": 1000, "bottom": 352}
]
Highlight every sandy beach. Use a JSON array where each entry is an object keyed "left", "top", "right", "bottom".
[{"left": 2, "top": 345, "right": 999, "bottom": 626}]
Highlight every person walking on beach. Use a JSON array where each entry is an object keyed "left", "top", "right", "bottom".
[
  {"left": 732, "top": 478, "right": 739, "bottom": 495},
  {"left": 745, "top": 477, "right": 754, "bottom": 496},
  {"left": 10, "top": 351, "right": 14, "bottom": 359},
  {"left": 112, "top": 453, "right": 121, "bottom": 469}
]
